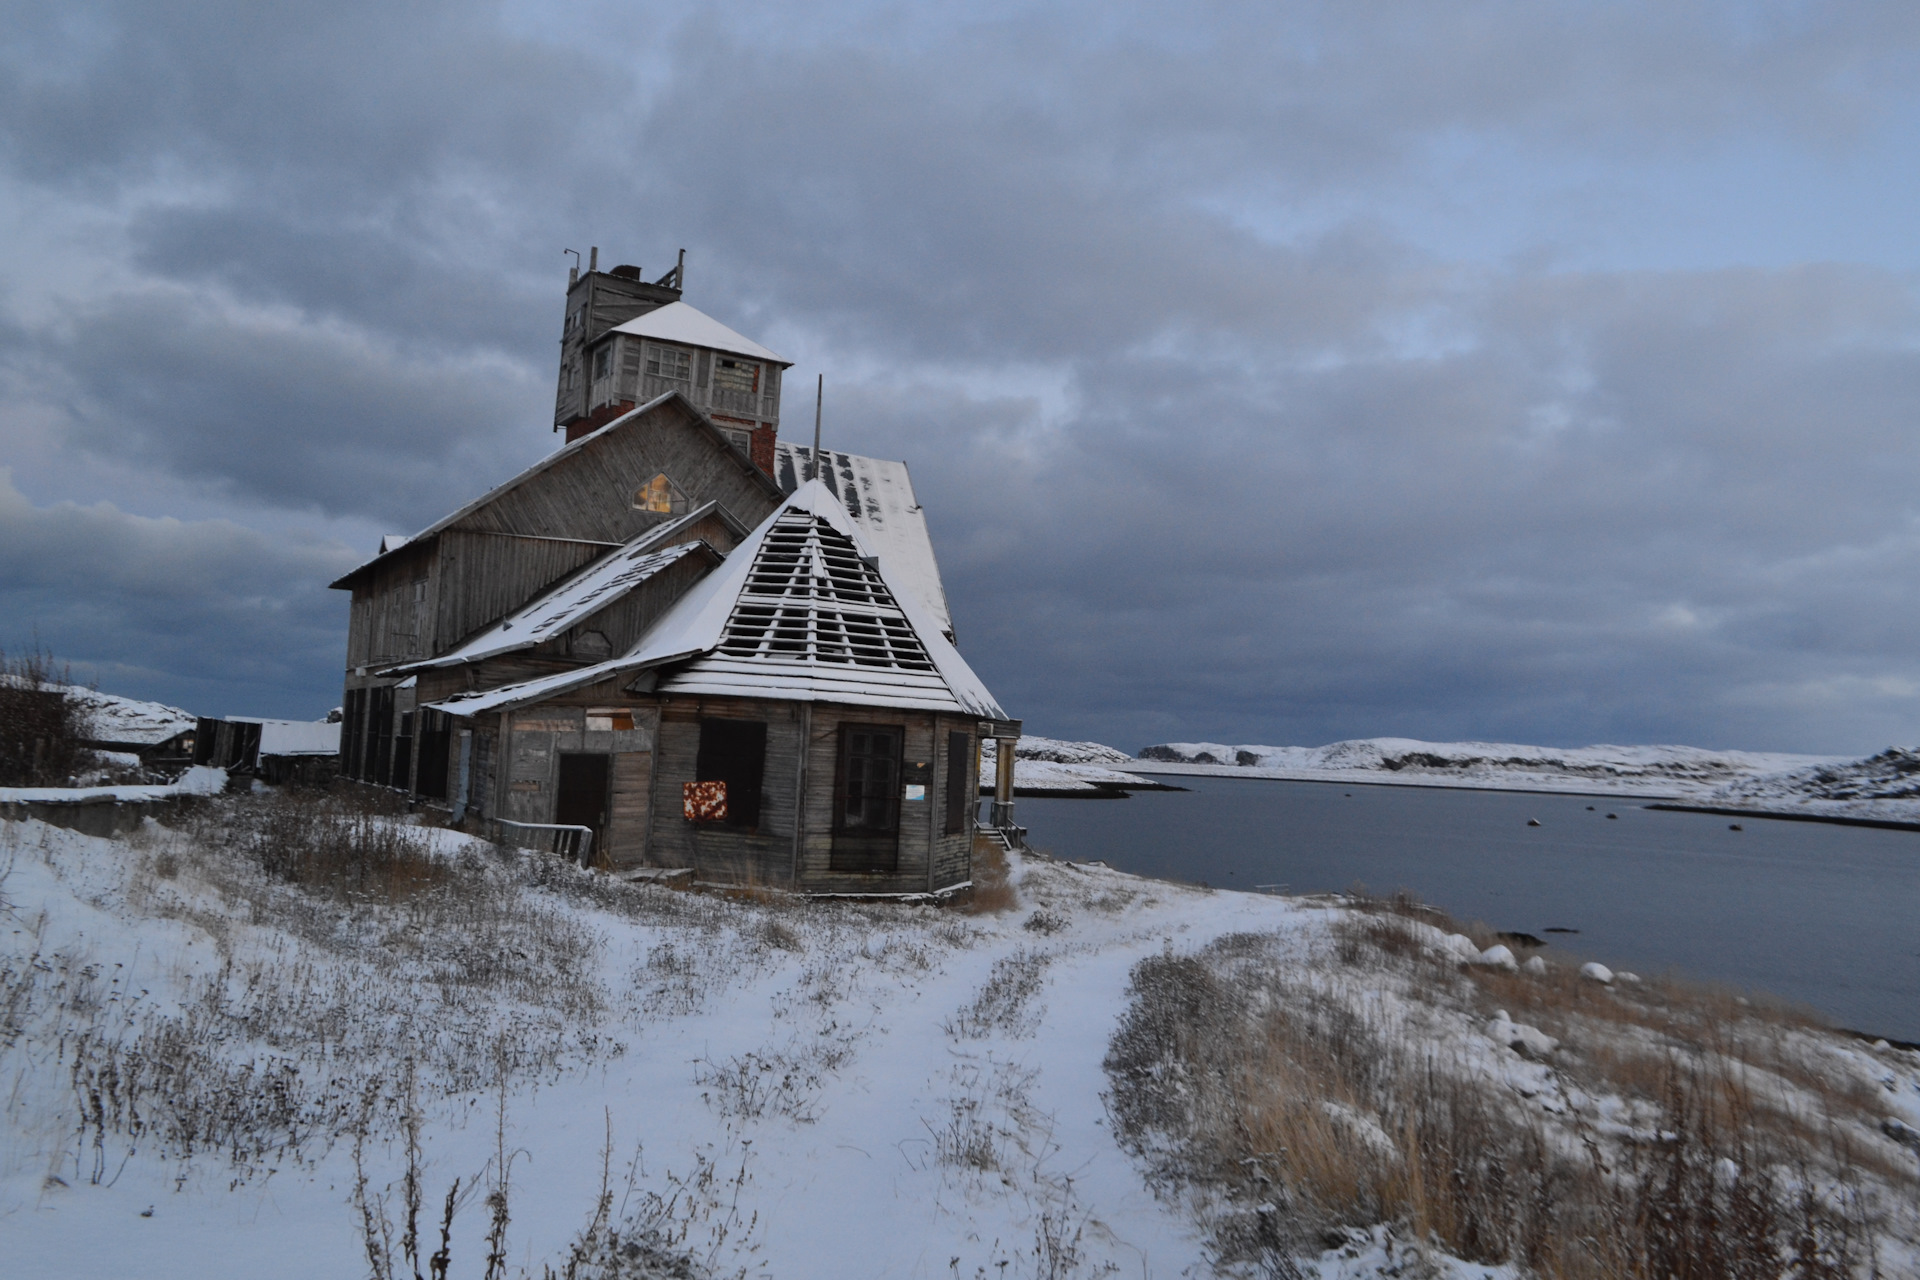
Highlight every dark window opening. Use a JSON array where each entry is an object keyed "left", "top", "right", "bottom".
[
  {"left": 592, "top": 344, "right": 612, "bottom": 380},
  {"left": 342, "top": 688, "right": 367, "bottom": 780},
  {"left": 695, "top": 718, "right": 767, "bottom": 829},
  {"left": 369, "top": 686, "right": 395, "bottom": 787},
  {"left": 944, "top": 731, "right": 972, "bottom": 835},
  {"left": 391, "top": 710, "right": 414, "bottom": 793},
  {"left": 416, "top": 710, "right": 452, "bottom": 800},
  {"left": 831, "top": 723, "right": 903, "bottom": 873}
]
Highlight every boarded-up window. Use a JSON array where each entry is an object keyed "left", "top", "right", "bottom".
[
  {"left": 695, "top": 718, "right": 766, "bottom": 829},
  {"left": 633, "top": 473, "right": 689, "bottom": 515},
  {"left": 713, "top": 358, "right": 759, "bottom": 394},
  {"left": 944, "top": 731, "right": 971, "bottom": 835}
]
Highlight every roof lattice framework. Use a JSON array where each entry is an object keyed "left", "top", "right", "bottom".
[{"left": 718, "top": 511, "right": 936, "bottom": 671}]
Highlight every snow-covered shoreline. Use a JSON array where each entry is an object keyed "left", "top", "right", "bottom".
[{"left": 1007, "top": 733, "right": 1920, "bottom": 827}]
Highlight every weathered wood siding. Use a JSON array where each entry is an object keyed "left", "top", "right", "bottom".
[
  {"left": 647, "top": 697, "right": 803, "bottom": 886},
  {"left": 434, "top": 531, "right": 611, "bottom": 655},
  {"left": 929, "top": 716, "right": 976, "bottom": 890},
  {"left": 794, "top": 704, "right": 965, "bottom": 896},
  {"left": 346, "top": 540, "right": 439, "bottom": 669},
  {"left": 458, "top": 400, "right": 782, "bottom": 546}
]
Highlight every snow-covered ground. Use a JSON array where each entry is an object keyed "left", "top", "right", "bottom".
[
  {"left": 0, "top": 763, "right": 227, "bottom": 805},
  {"left": 4, "top": 805, "right": 1916, "bottom": 1278}
]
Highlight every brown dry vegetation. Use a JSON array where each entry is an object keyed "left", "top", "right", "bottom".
[{"left": 1105, "top": 900, "right": 1920, "bottom": 1278}]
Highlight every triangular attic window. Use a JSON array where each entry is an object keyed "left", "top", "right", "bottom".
[
  {"left": 633, "top": 473, "right": 689, "bottom": 515},
  {"left": 718, "top": 511, "right": 936, "bottom": 671}
]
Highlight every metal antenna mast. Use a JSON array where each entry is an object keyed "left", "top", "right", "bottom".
[{"left": 811, "top": 375, "right": 823, "bottom": 480}]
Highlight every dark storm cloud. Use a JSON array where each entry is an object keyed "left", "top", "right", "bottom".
[
  {"left": 0, "top": 471, "right": 355, "bottom": 717},
  {"left": 3, "top": 0, "right": 1920, "bottom": 746}
]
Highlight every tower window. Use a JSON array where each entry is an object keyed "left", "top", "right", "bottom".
[
  {"left": 647, "top": 345, "right": 691, "bottom": 381},
  {"left": 713, "top": 359, "right": 759, "bottom": 393},
  {"left": 633, "top": 472, "right": 689, "bottom": 515},
  {"left": 592, "top": 344, "right": 613, "bottom": 380}
]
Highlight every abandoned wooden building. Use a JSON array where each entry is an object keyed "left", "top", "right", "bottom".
[{"left": 329, "top": 255, "right": 1019, "bottom": 895}]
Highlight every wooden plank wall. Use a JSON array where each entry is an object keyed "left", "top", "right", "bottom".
[
  {"left": 646, "top": 696, "right": 803, "bottom": 886},
  {"left": 928, "top": 716, "right": 976, "bottom": 890},
  {"left": 458, "top": 402, "right": 782, "bottom": 545},
  {"left": 435, "top": 531, "right": 610, "bottom": 654},
  {"left": 609, "top": 750, "right": 652, "bottom": 868},
  {"left": 795, "top": 704, "right": 948, "bottom": 896},
  {"left": 567, "top": 547, "right": 720, "bottom": 659}
]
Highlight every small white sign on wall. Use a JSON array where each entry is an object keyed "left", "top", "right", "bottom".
[{"left": 903, "top": 783, "right": 926, "bottom": 802}]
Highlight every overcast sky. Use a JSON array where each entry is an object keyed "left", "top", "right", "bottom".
[{"left": 4, "top": 1, "right": 1920, "bottom": 754}]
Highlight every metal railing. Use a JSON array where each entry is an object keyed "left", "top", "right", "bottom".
[{"left": 495, "top": 819, "right": 596, "bottom": 866}]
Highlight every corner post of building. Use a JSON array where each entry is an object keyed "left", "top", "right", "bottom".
[{"left": 983, "top": 718, "right": 1024, "bottom": 847}]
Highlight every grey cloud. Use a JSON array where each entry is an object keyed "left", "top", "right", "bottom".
[
  {"left": 5, "top": 1, "right": 1920, "bottom": 754},
  {"left": 36, "top": 285, "right": 549, "bottom": 526},
  {"left": 0, "top": 472, "right": 356, "bottom": 717}
]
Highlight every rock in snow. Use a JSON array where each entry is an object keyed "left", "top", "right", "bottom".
[
  {"left": 1581, "top": 962, "right": 1615, "bottom": 985},
  {"left": 1471, "top": 944, "right": 1520, "bottom": 971}
]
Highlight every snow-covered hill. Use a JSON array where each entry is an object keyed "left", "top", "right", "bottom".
[
  {"left": 1697, "top": 747, "right": 1920, "bottom": 825},
  {"left": 65, "top": 685, "right": 198, "bottom": 746},
  {"left": 981, "top": 735, "right": 1175, "bottom": 796},
  {"left": 1130, "top": 737, "right": 1837, "bottom": 799}
]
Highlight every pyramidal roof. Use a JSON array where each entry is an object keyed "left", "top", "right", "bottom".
[
  {"left": 426, "top": 481, "right": 1003, "bottom": 719},
  {"left": 608, "top": 301, "right": 789, "bottom": 366}
]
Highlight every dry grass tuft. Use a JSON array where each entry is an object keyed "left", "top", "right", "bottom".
[
  {"left": 962, "top": 834, "right": 1018, "bottom": 914},
  {"left": 1106, "top": 919, "right": 1919, "bottom": 1277}
]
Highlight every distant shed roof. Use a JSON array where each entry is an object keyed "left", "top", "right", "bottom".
[
  {"left": 608, "top": 302, "right": 789, "bottom": 366},
  {"left": 225, "top": 718, "right": 341, "bottom": 756}
]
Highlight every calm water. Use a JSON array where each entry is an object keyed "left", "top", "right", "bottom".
[{"left": 1020, "top": 777, "right": 1920, "bottom": 1042}]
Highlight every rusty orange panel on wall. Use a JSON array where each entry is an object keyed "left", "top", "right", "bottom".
[{"left": 683, "top": 779, "right": 727, "bottom": 822}]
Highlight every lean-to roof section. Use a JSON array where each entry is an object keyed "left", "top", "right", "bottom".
[
  {"left": 425, "top": 481, "right": 1004, "bottom": 720},
  {"left": 607, "top": 302, "right": 790, "bottom": 366},
  {"left": 773, "top": 443, "right": 953, "bottom": 640},
  {"left": 382, "top": 528, "right": 711, "bottom": 675}
]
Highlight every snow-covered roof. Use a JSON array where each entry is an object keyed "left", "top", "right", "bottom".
[
  {"left": 225, "top": 718, "right": 341, "bottom": 756},
  {"left": 773, "top": 444, "right": 953, "bottom": 640},
  {"left": 607, "top": 301, "right": 789, "bottom": 366},
  {"left": 383, "top": 506, "right": 721, "bottom": 674},
  {"left": 426, "top": 481, "right": 1004, "bottom": 720}
]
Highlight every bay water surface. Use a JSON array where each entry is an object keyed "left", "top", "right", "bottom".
[{"left": 1019, "top": 777, "right": 1920, "bottom": 1042}]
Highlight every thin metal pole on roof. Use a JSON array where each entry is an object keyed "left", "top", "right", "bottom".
[{"left": 811, "top": 374, "right": 823, "bottom": 481}]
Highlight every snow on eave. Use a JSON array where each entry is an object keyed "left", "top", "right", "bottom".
[
  {"left": 605, "top": 301, "right": 791, "bottom": 366},
  {"left": 381, "top": 506, "right": 727, "bottom": 675},
  {"left": 328, "top": 391, "right": 778, "bottom": 589}
]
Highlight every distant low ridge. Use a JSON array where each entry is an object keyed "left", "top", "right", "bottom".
[{"left": 1001, "top": 732, "right": 1920, "bottom": 824}]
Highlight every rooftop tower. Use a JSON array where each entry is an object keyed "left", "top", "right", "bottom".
[{"left": 553, "top": 248, "right": 791, "bottom": 476}]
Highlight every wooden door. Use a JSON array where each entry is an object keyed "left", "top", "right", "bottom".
[{"left": 555, "top": 752, "right": 612, "bottom": 863}]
